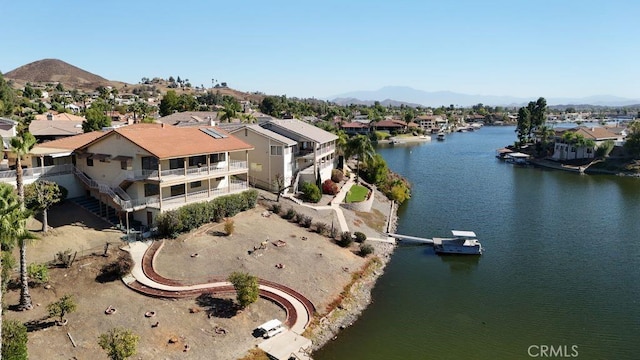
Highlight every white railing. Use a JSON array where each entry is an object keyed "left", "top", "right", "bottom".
[
  {"left": 160, "top": 168, "right": 185, "bottom": 177},
  {"left": 0, "top": 164, "right": 74, "bottom": 183},
  {"left": 186, "top": 166, "right": 210, "bottom": 176},
  {"left": 229, "top": 160, "right": 247, "bottom": 171},
  {"left": 161, "top": 181, "right": 249, "bottom": 207}
]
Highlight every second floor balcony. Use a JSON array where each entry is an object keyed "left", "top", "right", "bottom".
[{"left": 119, "top": 160, "right": 248, "bottom": 183}]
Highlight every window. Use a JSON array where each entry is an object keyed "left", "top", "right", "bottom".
[
  {"left": 189, "top": 155, "right": 206, "bottom": 167},
  {"left": 169, "top": 158, "right": 184, "bottom": 169},
  {"left": 190, "top": 181, "right": 202, "bottom": 189},
  {"left": 144, "top": 184, "right": 159, "bottom": 197},
  {"left": 210, "top": 153, "right": 225, "bottom": 163},
  {"left": 86, "top": 157, "right": 94, "bottom": 167},
  {"left": 170, "top": 184, "right": 185, "bottom": 197},
  {"left": 571, "top": 147, "right": 576, "bottom": 152},
  {"left": 141, "top": 156, "right": 158, "bottom": 171},
  {"left": 120, "top": 159, "right": 132, "bottom": 170},
  {"left": 270, "top": 145, "right": 283, "bottom": 156}
]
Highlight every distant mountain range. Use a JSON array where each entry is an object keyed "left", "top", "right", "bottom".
[{"left": 329, "top": 86, "right": 640, "bottom": 107}]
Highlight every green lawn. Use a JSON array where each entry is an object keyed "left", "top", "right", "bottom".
[{"left": 346, "top": 184, "right": 369, "bottom": 203}]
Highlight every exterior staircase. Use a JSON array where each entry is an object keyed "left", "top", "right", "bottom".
[{"left": 69, "top": 196, "right": 120, "bottom": 227}]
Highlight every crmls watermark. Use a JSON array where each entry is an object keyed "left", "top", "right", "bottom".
[{"left": 528, "top": 345, "right": 579, "bottom": 358}]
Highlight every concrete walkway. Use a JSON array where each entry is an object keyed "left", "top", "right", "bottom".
[
  {"left": 281, "top": 169, "right": 356, "bottom": 233},
  {"left": 123, "top": 241, "right": 312, "bottom": 334}
]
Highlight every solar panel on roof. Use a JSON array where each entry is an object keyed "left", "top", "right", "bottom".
[{"left": 200, "top": 128, "right": 227, "bottom": 139}]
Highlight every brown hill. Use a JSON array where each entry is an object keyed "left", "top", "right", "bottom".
[{"left": 4, "top": 58, "right": 113, "bottom": 90}]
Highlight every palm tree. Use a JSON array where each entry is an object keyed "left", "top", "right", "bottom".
[
  {"left": 241, "top": 113, "right": 257, "bottom": 124},
  {"left": 10, "top": 132, "right": 37, "bottom": 310},
  {"left": 219, "top": 101, "right": 237, "bottom": 123},
  {"left": 0, "top": 183, "right": 21, "bottom": 342},
  {"left": 346, "top": 135, "right": 375, "bottom": 182},
  {"left": 10, "top": 132, "right": 36, "bottom": 205}
]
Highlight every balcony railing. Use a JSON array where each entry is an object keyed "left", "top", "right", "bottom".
[
  {"left": 0, "top": 164, "right": 74, "bottom": 184},
  {"left": 160, "top": 180, "right": 248, "bottom": 208}
]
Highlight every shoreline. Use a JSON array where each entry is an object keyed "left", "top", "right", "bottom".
[{"left": 307, "top": 190, "right": 399, "bottom": 355}]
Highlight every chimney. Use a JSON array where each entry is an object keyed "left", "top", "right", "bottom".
[
  {"left": 209, "top": 119, "right": 216, "bottom": 127},
  {"left": 47, "top": 113, "right": 53, "bottom": 121},
  {"left": 161, "top": 123, "right": 165, "bottom": 128}
]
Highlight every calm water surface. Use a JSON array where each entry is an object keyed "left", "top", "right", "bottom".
[{"left": 314, "top": 126, "right": 640, "bottom": 360}]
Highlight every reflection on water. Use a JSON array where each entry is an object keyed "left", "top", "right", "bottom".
[{"left": 438, "top": 254, "right": 481, "bottom": 273}]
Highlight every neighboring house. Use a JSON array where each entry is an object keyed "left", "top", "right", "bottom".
[
  {"left": 2, "top": 123, "right": 253, "bottom": 228},
  {"left": 229, "top": 124, "right": 297, "bottom": 191},
  {"left": 156, "top": 111, "right": 219, "bottom": 127},
  {"left": 414, "top": 115, "right": 446, "bottom": 133},
  {"left": 0, "top": 117, "right": 18, "bottom": 149},
  {"left": 340, "top": 121, "right": 371, "bottom": 135},
  {"left": 35, "top": 112, "right": 86, "bottom": 122},
  {"left": 552, "top": 127, "right": 621, "bottom": 161},
  {"left": 373, "top": 119, "right": 407, "bottom": 133},
  {"left": 231, "top": 119, "right": 337, "bottom": 192},
  {"left": 29, "top": 119, "right": 84, "bottom": 142}
]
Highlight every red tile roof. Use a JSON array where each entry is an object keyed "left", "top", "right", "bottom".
[
  {"left": 35, "top": 131, "right": 107, "bottom": 150},
  {"left": 341, "top": 122, "right": 369, "bottom": 129},
  {"left": 375, "top": 120, "right": 406, "bottom": 128},
  {"left": 89, "top": 123, "right": 253, "bottom": 159}
]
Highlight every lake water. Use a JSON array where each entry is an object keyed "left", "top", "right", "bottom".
[{"left": 314, "top": 126, "right": 640, "bottom": 360}]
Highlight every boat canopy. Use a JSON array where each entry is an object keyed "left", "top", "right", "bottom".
[
  {"left": 505, "top": 152, "right": 530, "bottom": 159},
  {"left": 451, "top": 230, "right": 476, "bottom": 237}
]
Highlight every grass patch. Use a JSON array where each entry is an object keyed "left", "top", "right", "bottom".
[
  {"left": 354, "top": 209, "right": 386, "bottom": 232},
  {"left": 346, "top": 185, "right": 369, "bottom": 203}
]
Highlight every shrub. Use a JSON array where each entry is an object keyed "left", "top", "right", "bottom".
[
  {"left": 2, "top": 320, "right": 28, "bottom": 360},
  {"left": 359, "top": 243, "right": 375, "bottom": 257},
  {"left": 298, "top": 215, "right": 313, "bottom": 228},
  {"left": 99, "top": 327, "right": 140, "bottom": 360},
  {"left": 97, "top": 253, "right": 134, "bottom": 283},
  {"left": 156, "top": 211, "right": 182, "bottom": 238},
  {"left": 322, "top": 179, "right": 339, "bottom": 195},
  {"left": 47, "top": 294, "right": 77, "bottom": 323},
  {"left": 224, "top": 218, "right": 235, "bottom": 236},
  {"left": 300, "top": 182, "right": 322, "bottom": 203},
  {"left": 2, "top": 252, "right": 15, "bottom": 292},
  {"left": 330, "top": 226, "right": 339, "bottom": 239},
  {"left": 338, "top": 231, "right": 353, "bottom": 247},
  {"left": 314, "top": 222, "right": 327, "bottom": 235},
  {"left": 331, "top": 169, "right": 344, "bottom": 183},
  {"left": 56, "top": 249, "right": 76, "bottom": 268},
  {"left": 270, "top": 203, "right": 282, "bottom": 215},
  {"left": 155, "top": 190, "right": 258, "bottom": 238},
  {"left": 27, "top": 263, "right": 49, "bottom": 285},
  {"left": 227, "top": 271, "right": 259, "bottom": 309},
  {"left": 283, "top": 208, "right": 297, "bottom": 220},
  {"left": 354, "top": 231, "right": 367, "bottom": 243}
]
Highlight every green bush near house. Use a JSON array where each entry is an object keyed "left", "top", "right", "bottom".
[
  {"left": 345, "top": 185, "right": 369, "bottom": 203},
  {"left": 300, "top": 182, "right": 321, "bottom": 203},
  {"left": 155, "top": 189, "right": 258, "bottom": 237}
]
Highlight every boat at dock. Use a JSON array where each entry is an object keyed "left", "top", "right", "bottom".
[
  {"left": 433, "top": 230, "right": 483, "bottom": 255},
  {"left": 436, "top": 132, "right": 445, "bottom": 141}
]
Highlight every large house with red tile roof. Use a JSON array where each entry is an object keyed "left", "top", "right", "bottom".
[
  {"left": 373, "top": 119, "right": 407, "bottom": 133},
  {"left": 1, "top": 123, "right": 253, "bottom": 229},
  {"left": 552, "top": 126, "right": 623, "bottom": 161}
]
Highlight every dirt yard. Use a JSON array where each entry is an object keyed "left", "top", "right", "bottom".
[{"left": 4, "top": 189, "right": 392, "bottom": 360}]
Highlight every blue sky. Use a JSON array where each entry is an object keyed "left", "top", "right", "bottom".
[{"left": 2, "top": 0, "right": 638, "bottom": 99}]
